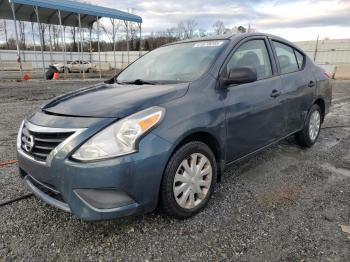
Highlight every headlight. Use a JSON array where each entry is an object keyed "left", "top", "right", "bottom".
[{"left": 72, "top": 106, "right": 165, "bottom": 161}]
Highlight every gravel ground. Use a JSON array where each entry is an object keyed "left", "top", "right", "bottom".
[{"left": 0, "top": 80, "right": 349, "bottom": 261}]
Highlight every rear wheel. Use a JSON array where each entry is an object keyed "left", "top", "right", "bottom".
[
  {"left": 295, "top": 104, "right": 322, "bottom": 147},
  {"left": 160, "top": 141, "right": 217, "bottom": 219}
]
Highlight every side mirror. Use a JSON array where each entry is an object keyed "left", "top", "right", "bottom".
[{"left": 223, "top": 66, "right": 257, "bottom": 86}]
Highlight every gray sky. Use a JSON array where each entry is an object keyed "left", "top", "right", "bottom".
[{"left": 92, "top": 0, "right": 350, "bottom": 41}]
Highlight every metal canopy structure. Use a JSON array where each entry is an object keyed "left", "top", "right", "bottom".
[
  {"left": 0, "top": 0, "right": 142, "bottom": 27},
  {"left": 0, "top": 0, "right": 143, "bottom": 79}
]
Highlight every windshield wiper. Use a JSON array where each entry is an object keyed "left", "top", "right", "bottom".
[{"left": 120, "top": 79, "right": 158, "bottom": 85}]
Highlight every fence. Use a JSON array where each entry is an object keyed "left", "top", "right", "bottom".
[
  {"left": 0, "top": 50, "right": 147, "bottom": 70},
  {"left": 1, "top": 38, "right": 350, "bottom": 77},
  {"left": 295, "top": 38, "right": 350, "bottom": 77}
]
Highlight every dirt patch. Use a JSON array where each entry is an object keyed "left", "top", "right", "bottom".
[{"left": 258, "top": 185, "right": 302, "bottom": 208}]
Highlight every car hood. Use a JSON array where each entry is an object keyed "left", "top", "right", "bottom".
[{"left": 41, "top": 82, "right": 189, "bottom": 118}]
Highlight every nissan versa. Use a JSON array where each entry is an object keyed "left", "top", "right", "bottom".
[{"left": 17, "top": 33, "right": 332, "bottom": 220}]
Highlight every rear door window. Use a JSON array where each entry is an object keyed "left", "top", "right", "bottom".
[{"left": 273, "top": 41, "right": 299, "bottom": 74}]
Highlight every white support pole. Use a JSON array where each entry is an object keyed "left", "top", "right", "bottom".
[
  {"left": 58, "top": 10, "right": 67, "bottom": 79},
  {"left": 34, "top": 6, "right": 46, "bottom": 79},
  {"left": 96, "top": 17, "right": 102, "bottom": 79},
  {"left": 111, "top": 18, "right": 117, "bottom": 73},
  {"left": 122, "top": 52, "right": 124, "bottom": 69},
  {"left": 89, "top": 27, "right": 92, "bottom": 63},
  {"left": 124, "top": 21, "right": 130, "bottom": 65},
  {"left": 314, "top": 34, "right": 319, "bottom": 62},
  {"left": 78, "top": 13, "right": 85, "bottom": 79},
  {"left": 48, "top": 25, "right": 53, "bottom": 64},
  {"left": 139, "top": 23, "right": 142, "bottom": 58},
  {"left": 76, "top": 25, "right": 81, "bottom": 77},
  {"left": 10, "top": 3, "right": 23, "bottom": 78},
  {"left": 31, "top": 22, "right": 38, "bottom": 71},
  {"left": 18, "top": 21, "right": 26, "bottom": 62}
]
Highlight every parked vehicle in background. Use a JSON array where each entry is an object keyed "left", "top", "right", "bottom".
[
  {"left": 52, "top": 60, "right": 96, "bottom": 73},
  {"left": 67, "top": 60, "right": 96, "bottom": 73},
  {"left": 52, "top": 62, "right": 64, "bottom": 73},
  {"left": 17, "top": 33, "right": 332, "bottom": 221},
  {"left": 45, "top": 65, "right": 59, "bottom": 80},
  {"left": 52, "top": 61, "right": 72, "bottom": 73}
]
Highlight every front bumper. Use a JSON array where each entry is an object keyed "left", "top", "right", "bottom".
[{"left": 17, "top": 118, "right": 172, "bottom": 221}]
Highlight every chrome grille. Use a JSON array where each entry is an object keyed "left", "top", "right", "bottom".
[{"left": 21, "top": 123, "right": 74, "bottom": 162}]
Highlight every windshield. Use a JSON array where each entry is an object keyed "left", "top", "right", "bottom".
[{"left": 117, "top": 40, "right": 228, "bottom": 83}]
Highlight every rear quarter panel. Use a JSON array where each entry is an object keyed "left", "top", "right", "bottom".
[{"left": 313, "top": 65, "right": 332, "bottom": 115}]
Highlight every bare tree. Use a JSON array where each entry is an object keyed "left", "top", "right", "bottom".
[
  {"left": 18, "top": 21, "right": 27, "bottom": 49},
  {"left": 178, "top": 19, "right": 197, "bottom": 39},
  {"left": 100, "top": 23, "right": 113, "bottom": 50},
  {"left": 70, "top": 26, "right": 77, "bottom": 51},
  {"left": 0, "top": 20, "right": 4, "bottom": 48},
  {"left": 3, "top": 19, "right": 10, "bottom": 49},
  {"left": 129, "top": 22, "right": 139, "bottom": 50},
  {"left": 165, "top": 27, "right": 177, "bottom": 38},
  {"left": 237, "top": 25, "right": 247, "bottom": 33},
  {"left": 198, "top": 28, "right": 208, "bottom": 37},
  {"left": 110, "top": 19, "right": 118, "bottom": 49},
  {"left": 212, "top": 20, "right": 225, "bottom": 35},
  {"left": 1, "top": 20, "right": 10, "bottom": 49},
  {"left": 52, "top": 25, "right": 60, "bottom": 50},
  {"left": 38, "top": 23, "right": 47, "bottom": 50},
  {"left": 7, "top": 38, "right": 17, "bottom": 49}
]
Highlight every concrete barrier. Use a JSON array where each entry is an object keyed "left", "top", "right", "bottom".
[
  {"left": 0, "top": 62, "right": 33, "bottom": 71},
  {"left": 0, "top": 50, "right": 146, "bottom": 70},
  {"left": 319, "top": 65, "right": 336, "bottom": 78},
  {"left": 95, "top": 62, "right": 111, "bottom": 72},
  {"left": 334, "top": 65, "right": 350, "bottom": 80}
]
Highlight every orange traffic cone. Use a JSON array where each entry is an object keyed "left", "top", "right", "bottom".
[
  {"left": 23, "top": 73, "right": 30, "bottom": 81},
  {"left": 53, "top": 72, "right": 59, "bottom": 80}
]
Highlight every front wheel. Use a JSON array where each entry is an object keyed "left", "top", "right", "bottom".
[
  {"left": 295, "top": 104, "right": 322, "bottom": 147},
  {"left": 160, "top": 141, "right": 217, "bottom": 219}
]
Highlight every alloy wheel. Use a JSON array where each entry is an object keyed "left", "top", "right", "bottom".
[{"left": 309, "top": 110, "right": 321, "bottom": 141}]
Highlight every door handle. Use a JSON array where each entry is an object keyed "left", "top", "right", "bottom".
[
  {"left": 308, "top": 81, "right": 315, "bottom": 87},
  {"left": 270, "top": 89, "right": 281, "bottom": 98}
]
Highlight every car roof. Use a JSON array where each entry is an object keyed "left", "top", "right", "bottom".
[
  {"left": 170, "top": 33, "right": 285, "bottom": 43},
  {"left": 164, "top": 32, "right": 303, "bottom": 53},
  {"left": 166, "top": 34, "right": 232, "bottom": 46}
]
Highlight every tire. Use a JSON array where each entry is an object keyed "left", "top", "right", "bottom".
[
  {"left": 45, "top": 65, "right": 58, "bottom": 80},
  {"left": 160, "top": 141, "right": 217, "bottom": 219},
  {"left": 295, "top": 104, "right": 322, "bottom": 147}
]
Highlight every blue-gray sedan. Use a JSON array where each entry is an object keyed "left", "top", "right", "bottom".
[{"left": 17, "top": 33, "right": 332, "bottom": 220}]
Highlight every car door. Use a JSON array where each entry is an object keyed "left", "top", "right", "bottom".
[
  {"left": 271, "top": 40, "right": 316, "bottom": 133},
  {"left": 83, "top": 61, "right": 89, "bottom": 71},
  {"left": 221, "top": 37, "right": 285, "bottom": 162},
  {"left": 71, "top": 61, "right": 78, "bottom": 72}
]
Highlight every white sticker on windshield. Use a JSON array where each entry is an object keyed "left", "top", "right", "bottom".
[{"left": 193, "top": 41, "right": 224, "bottom": 48}]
